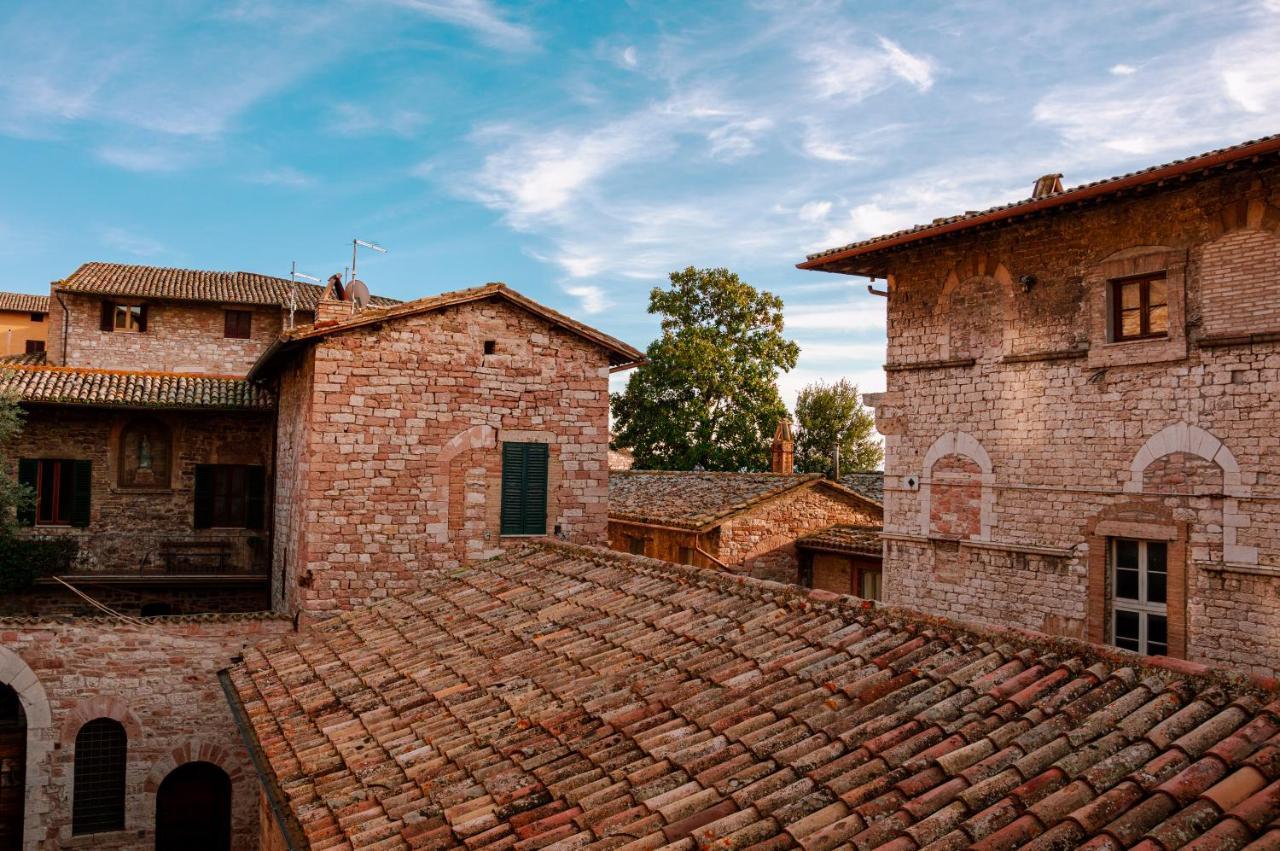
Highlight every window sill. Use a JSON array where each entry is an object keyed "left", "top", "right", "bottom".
[
  {"left": 500, "top": 533, "right": 548, "bottom": 539},
  {"left": 63, "top": 829, "right": 136, "bottom": 847},
  {"left": 1197, "top": 561, "right": 1280, "bottom": 579},
  {"left": 112, "top": 486, "right": 174, "bottom": 495}
]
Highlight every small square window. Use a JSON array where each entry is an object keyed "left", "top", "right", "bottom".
[
  {"left": 484, "top": 340, "right": 496, "bottom": 355},
  {"left": 25, "top": 339, "right": 45, "bottom": 354},
  {"left": 113, "top": 304, "right": 144, "bottom": 333},
  {"left": 224, "top": 309, "right": 253, "bottom": 339},
  {"left": 1110, "top": 274, "right": 1169, "bottom": 342},
  {"left": 30, "top": 312, "right": 44, "bottom": 323}
]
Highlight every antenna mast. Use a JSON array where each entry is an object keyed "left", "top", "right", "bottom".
[
  {"left": 288, "top": 262, "right": 320, "bottom": 330},
  {"left": 350, "top": 238, "right": 388, "bottom": 282}
]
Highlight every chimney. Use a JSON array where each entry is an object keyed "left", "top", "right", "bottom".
[
  {"left": 771, "top": 419, "right": 794, "bottom": 475},
  {"left": 1032, "top": 173, "right": 1064, "bottom": 200},
  {"left": 314, "top": 273, "right": 353, "bottom": 324}
]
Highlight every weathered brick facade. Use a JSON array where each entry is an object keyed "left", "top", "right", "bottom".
[
  {"left": 0, "top": 615, "right": 292, "bottom": 850},
  {"left": 807, "top": 146, "right": 1280, "bottom": 675},
  {"left": 269, "top": 296, "right": 615, "bottom": 613}
]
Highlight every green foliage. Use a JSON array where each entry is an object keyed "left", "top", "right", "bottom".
[
  {"left": 0, "top": 395, "right": 31, "bottom": 538},
  {"left": 612, "top": 267, "right": 799, "bottom": 471},
  {"left": 0, "top": 536, "right": 79, "bottom": 594},
  {"left": 794, "top": 379, "right": 883, "bottom": 476}
]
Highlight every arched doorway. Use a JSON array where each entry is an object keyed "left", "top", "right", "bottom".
[
  {"left": 0, "top": 684, "right": 24, "bottom": 851},
  {"left": 154, "top": 761, "right": 231, "bottom": 851}
]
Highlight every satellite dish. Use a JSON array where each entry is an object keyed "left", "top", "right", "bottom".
[{"left": 348, "top": 279, "right": 370, "bottom": 309}]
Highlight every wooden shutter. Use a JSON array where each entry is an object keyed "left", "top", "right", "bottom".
[
  {"left": 244, "top": 465, "right": 266, "bottom": 529},
  {"left": 193, "top": 465, "right": 213, "bottom": 529},
  {"left": 69, "top": 460, "right": 91, "bottom": 528},
  {"left": 100, "top": 301, "right": 114, "bottom": 332},
  {"left": 500, "top": 442, "right": 548, "bottom": 535},
  {"left": 16, "top": 459, "right": 37, "bottom": 526},
  {"left": 135, "top": 304, "right": 148, "bottom": 332}
]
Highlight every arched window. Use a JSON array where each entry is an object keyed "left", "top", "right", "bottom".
[
  {"left": 0, "top": 684, "right": 25, "bottom": 851},
  {"left": 72, "top": 718, "right": 126, "bottom": 835},
  {"left": 118, "top": 418, "right": 171, "bottom": 489},
  {"left": 155, "top": 761, "right": 231, "bottom": 851}
]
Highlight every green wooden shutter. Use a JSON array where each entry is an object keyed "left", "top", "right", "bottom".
[
  {"left": 193, "top": 465, "right": 214, "bottom": 529},
  {"left": 69, "top": 460, "right": 92, "bottom": 528},
  {"left": 136, "top": 304, "right": 148, "bottom": 332},
  {"left": 16, "top": 459, "right": 37, "bottom": 526},
  {"left": 244, "top": 465, "right": 266, "bottom": 529},
  {"left": 100, "top": 301, "right": 114, "bottom": 332},
  {"left": 500, "top": 442, "right": 548, "bottom": 535}
]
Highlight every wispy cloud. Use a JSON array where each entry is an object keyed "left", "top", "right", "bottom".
[
  {"left": 96, "top": 225, "right": 167, "bottom": 257},
  {"left": 246, "top": 166, "right": 316, "bottom": 188},
  {"left": 383, "top": 0, "right": 536, "bottom": 51},
  {"left": 805, "top": 35, "right": 936, "bottom": 101},
  {"left": 328, "top": 102, "right": 428, "bottom": 138},
  {"left": 95, "top": 144, "right": 200, "bottom": 173},
  {"left": 563, "top": 284, "right": 610, "bottom": 314}
]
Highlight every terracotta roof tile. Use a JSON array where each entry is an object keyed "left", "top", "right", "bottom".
[
  {"left": 0, "top": 291, "right": 49, "bottom": 313},
  {"left": 797, "top": 524, "right": 883, "bottom": 556},
  {"left": 609, "top": 471, "right": 876, "bottom": 530},
  {"left": 58, "top": 261, "right": 399, "bottom": 309},
  {"left": 0, "top": 363, "right": 274, "bottom": 410},
  {"left": 226, "top": 543, "right": 1280, "bottom": 849}
]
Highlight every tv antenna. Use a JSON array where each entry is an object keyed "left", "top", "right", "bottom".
[
  {"left": 289, "top": 262, "right": 321, "bottom": 329},
  {"left": 350, "top": 239, "right": 387, "bottom": 283}
]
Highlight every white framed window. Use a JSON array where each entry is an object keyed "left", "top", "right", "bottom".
[{"left": 1110, "top": 538, "right": 1168, "bottom": 655}]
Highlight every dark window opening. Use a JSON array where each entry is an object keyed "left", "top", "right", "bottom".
[
  {"left": 500, "top": 442, "right": 548, "bottom": 536},
  {"left": 223, "top": 310, "right": 252, "bottom": 340},
  {"left": 483, "top": 340, "right": 496, "bottom": 355},
  {"left": 628, "top": 536, "right": 647, "bottom": 556},
  {"left": 155, "top": 761, "right": 231, "bottom": 851},
  {"left": 1110, "top": 273, "right": 1168, "bottom": 342},
  {"left": 24, "top": 340, "right": 44, "bottom": 354},
  {"left": 18, "top": 458, "right": 91, "bottom": 527},
  {"left": 30, "top": 313, "right": 44, "bottom": 323},
  {"left": 72, "top": 718, "right": 127, "bottom": 835},
  {"left": 0, "top": 683, "right": 25, "bottom": 851},
  {"left": 194, "top": 465, "right": 265, "bottom": 529},
  {"left": 677, "top": 545, "right": 694, "bottom": 565}
]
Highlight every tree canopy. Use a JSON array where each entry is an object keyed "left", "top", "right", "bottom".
[
  {"left": 794, "top": 378, "right": 882, "bottom": 475},
  {"left": 611, "top": 267, "right": 799, "bottom": 471}
]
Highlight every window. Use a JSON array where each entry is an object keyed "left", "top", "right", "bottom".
[
  {"left": 858, "top": 566, "right": 882, "bottom": 601},
  {"left": 99, "top": 301, "right": 147, "bottom": 334},
  {"left": 677, "top": 545, "right": 695, "bottom": 565},
  {"left": 500, "top": 442, "right": 548, "bottom": 536},
  {"left": 17, "top": 458, "right": 91, "bottom": 527},
  {"left": 1110, "top": 538, "right": 1168, "bottom": 655},
  {"left": 118, "top": 419, "right": 171, "bottom": 489},
  {"left": 72, "top": 718, "right": 126, "bottom": 835},
  {"left": 24, "top": 339, "right": 44, "bottom": 354},
  {"left": 483, "top": 340, "right": 496, "bottom": 355},
  {"left": 193, "top": 465, "right": 266, "bottom": 529},
  {"left": 30, "top": 312, "right": 44, "bottom": 323},
  {"left": 223, "top": 310, "right": 252, "bottom": 339},
  {"left": 1110, "top": 274, "right": 1168, "bottom": 342},
  {"left": 627, "top": 536, "right": 647, "bottom": 556}
]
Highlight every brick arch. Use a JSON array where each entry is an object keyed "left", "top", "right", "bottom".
[
  {"left": 919, "top": 431, "right": 994, "bottom": 540},
  {"left": 142, "top": 739, "right": 244, "bottom": 836},
  {"left": 431, "top": 424, "right": 497, "bottom": 543},
  {"left": 1206, "top": 192, "right": 1280, "bottom": 237},
  {"left": 60, "top": 694, "right": 144, "bottom": 745},
  {"left": 935, "top": 259, "right": 1014, "bottom": 360},
  {"left": 1125, "top": 422, "right": 1256, "bottom": 565},
  {"left": 0, "top": 645, "right": 52, "bottom": 850}
]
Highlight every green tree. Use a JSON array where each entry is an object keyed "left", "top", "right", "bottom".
[
  {"left": 612, "top": 267, "right": 799, "bottom": 471},
  {"left": 794, "top": 379, "right": 883, "bottom": 476},
  {"left": 0, "top": 396, "right": 75, "bottom": 594},
  {"left": 0, "top": 395, "right": 30, "bottom": 537}
]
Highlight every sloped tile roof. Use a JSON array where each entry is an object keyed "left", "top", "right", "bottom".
[
  {"left": 841, "top": 471, "right": 885, "bottom": 506},
  {"left": 0, "top": 364, "right": 274, "bottom": 410},
  {"left": 609, "top": 470, "right": 831, "bottom": 530},
  {"left": 0, "top": 351, "right": 48, "bottom": 366},
  {"left": 224, "top": 543, "right": 1280, "bottom": 850},
  {"left": 58, "top": 262, "right": 400, "bottom": 309},
  {"left": 801, "top": 133, "right": 1280, "bottom": 272},
  {"left": 797, "top": 524, "right": 883, "bottom": 557},
  {"left": 0, "top": 291, "right": 49, "bottom": 313}
]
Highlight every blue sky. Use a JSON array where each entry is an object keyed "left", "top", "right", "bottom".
[{"left": 2, "top": 0, "right": 1278, "bottom": 405}]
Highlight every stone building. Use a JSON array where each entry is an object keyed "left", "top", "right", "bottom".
[
  {"left": 800, "top": 133, "right": 1280, "bottom": 675},
  {"left": 0, "top": 262, "right": 639, "bottom": 848},
  {"left": 0, "top": 292, "right": 48, "bottom": 359}
]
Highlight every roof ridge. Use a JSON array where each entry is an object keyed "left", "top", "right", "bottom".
[
  {"left": 0, "top": 362, "right": 251, "bottom": 381},
  {"left": 64, "top": 260, "right": 301, "bottom": 287}
]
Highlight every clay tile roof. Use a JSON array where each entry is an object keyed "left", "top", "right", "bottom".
[
  {"left": 223, "top": 542, "right": 1280, "bottom": 851},
  {"left": 0, "top": 351, "right": 47, "bottom": 366},
  {"left": 57, "top": 262, "right": 400, "bottom": 309},
  {"left": 0, "top": 363, "right": 274, "bottom": 411},
  {"left": 0, "top": 291, "right": 49, "bottom": 313},
  {"left": 609, "top": 470, "right": 833, "bottom": 529},
  {"left": 800, "top": 133, "right": 1280, "bottom": 273},
  {"left": 841, "top": 471, "right": 884, "bottom": 506},
  {"left": 797, "top": 523, "right": 883, "bottom": 556}
]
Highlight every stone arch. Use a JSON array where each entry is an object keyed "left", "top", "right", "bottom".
[
  {"left": 1125, "top": 422, "right": 1255, "bottom": 564},
  {"left": 919, "top": 431, "right": 994, "bottom": 540},
  {"left": 143, "top": 739, "right": 244, "bottom": 843},
  {"left": 935, "top": 258, "right": 1014, "bottom": 361},
  {"left": 431, "top": 424, "right": 497, "bottom": 543},
  {"left": 0, "top": 646, "right": 52, "bottom": 850},
  {"left": 59, "top": 694, "right": 144, "bottom": 746}
]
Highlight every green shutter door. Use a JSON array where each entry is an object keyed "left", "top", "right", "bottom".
[
  {"left": 193, "top": 465, "right": 214, "bottom": 529},
  {"left": 16, "top": 459, "right": 37, "bottom": 526},
  {"left": 244, "top": 465, "right": 266, "bottom": 529},
  {"left": 69, "top": 460, "right": 92, "bottom": 528},
  {"left": 500, "top": 442, "right": 549, "bottom": 535}
]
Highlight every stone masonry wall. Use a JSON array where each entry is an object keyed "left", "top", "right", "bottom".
[
  {"left": 868, "top": 160, "right": 1280, "bottom": 675},
  {"left": 273, "top": 297, "right": 611, "bottom": 614},
  {"left": 48, "top": 291, "right": 287, "bottom": 375},
  {"left": 717, "top": 485, "right": 882, "bottom": 584},
  {"left": 0, "top": 615, "right": 292, "bottom": 850},
  {"left": 9, "top": 406, "right": 274, "bottom": 578}
]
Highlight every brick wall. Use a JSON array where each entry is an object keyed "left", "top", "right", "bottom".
[
  {"left": 10, "top": 406, "right": 274, "bottom": 578},
  {"left": 605, "top": 520, "right": 718, "bottom": 569},
  {"left": 0, "top": 614, "right": 292, "bottom": 850},
  {"left": 865, "top": 159, "right": 1280, "bottom": 675},
  {"left": 48, "top": 291, "right": 293, "bottom": 375},
  {"left": 272, "top": 297, "right": 612, "bottom": 613}
]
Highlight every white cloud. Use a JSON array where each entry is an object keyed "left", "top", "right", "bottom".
[
  {"left": 706, "top": 117, "right": 773, "bottom": 159},
  {"left": 806, "top": 35, "right": 935, "bottom": 101},
  {"left": 785, "top": 300, "right": 887, "bottom": 332},
  {"left": 877, "top": 36, "right": 935, "bottom": 91},
  {"left": 384, "top": 0, "right": 535, "bottom": 51},
  {"left": 247, "top": 166, "right": 315, "bottom": 188},
  {"left": 95, "top": 144, "right": 197, "bottom": 173},
  {"left": 621, "top": 46, "right": 638, "bottom": 68},
  {"left": 564, "top": 284, "right": 609, "bottom": 314},
  {"left": 328, "top": 102, "right": 428, "bottom": 138},
  {"left": 96, "top": 225, "right": 166, "bottom": 257},
  {"left": 1110, "top": 63, "right": 1137, "bottom": 76},
  {"left": 798, "top": 201, "right": 832, "bottom": 223}
]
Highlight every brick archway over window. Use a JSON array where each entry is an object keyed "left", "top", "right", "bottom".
[
  {"left": 1125, "top": 422, "right": 1255, "bottom": 564},
  {"left": 0, "top": 646, "right": 52, "bottom": 850},
  {"left": 935, "top": 260, "right": 1015, "bottom": 361},
  {"left": 919, "top": 431, "right": 994, "bottom": 541},
  {"left": 1083, "top": 498, "right": 1188, "bottom": 658},
  {"left": 431, "top": 424, "right": 497, "bottom": 544}
]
